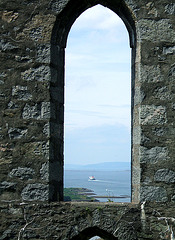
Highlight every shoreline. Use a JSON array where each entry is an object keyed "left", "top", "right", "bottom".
[{"left": 64, "top": 187, "right": 130, "bottom": 202}]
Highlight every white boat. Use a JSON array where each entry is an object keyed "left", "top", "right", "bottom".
[{"left": 89, "top": 176, "right": 96, "bottom": 180}]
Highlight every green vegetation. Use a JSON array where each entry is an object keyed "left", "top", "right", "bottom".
[{"left": 64, "top": 188, "right": 97, "bottom": 202}]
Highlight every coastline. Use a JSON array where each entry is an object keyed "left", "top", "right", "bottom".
[{"left": 64, "top": 187, "right": 130, "bottom": 202}]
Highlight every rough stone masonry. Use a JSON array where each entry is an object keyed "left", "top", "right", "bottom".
[{"left": 0, "top": 0, "right": 175, "bottom": 239}]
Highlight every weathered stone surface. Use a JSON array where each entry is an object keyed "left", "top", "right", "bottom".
[
  {"left": 140, "top": 146, "right": 168, "bottom": 163},
  {"left": 132, "top": 166, "right": 141, "bottom": 185},
  {"left": 140, "top": 65, "right": 163, "bottom": 83},
  {"left": 40, "top": 162, "right": 49, "bottom": 181},
  {"left": 140, "top": 105, "right": 167, "bottom": 125},
  {"left": 142, "top": 176, "right": 152, "bottom": 185},
  {"left": 12, "top": 86, "right": 32, "bottom": 101},
  {"left": 22, "top": 103, "right": 40, "bottom": 119},
  {"left": 171, "top": 195, "right": 175, "bottom": 202},
  {"left": 17, "top": 14, "right": 56, "bottom": 43},
  {"left": 21, "top": 66, "right": 50, "bottom": 82},
  {"left": 9, "top": 167, "right": 35, "bottom": 180},
  {"left": 36, "top": 44, "right": 50, "bottom": 63},
  {"left": 49, "top": 0, "right": 69, "bottom": 14},
  {"left": 7, "top": 101, "right": 19, "bottom": 109},
  {"left": 163, "top": 46, "right": 175, "bottom": 55},
  {"left": 21, "top": 183, "right": 49, "bottom": 201},
  {"left": 134, "top": 87, "right": 145, "bottom": 105},
  {"left": 154, "top": 169, "right": 175, "bottom": 183},
  {"left": 29, "top": 27, "right": 44, "bottom": 41},
  {"left": 140, "top": 186, "right": 167, "bottom": 202},
  {"left": 15, "top": 55, "right": 32, "bottom": 63},
  {"left": 0, "top": 181, "right": 16, "bottom": 193},
  {"left": 40, "top": 102, "right": 50, "bottom": 119},
  {"left": 154, "top": 86, "right": 172, "bottom": 101},
  {"left": 0, "top": 90, "right": 6, "bottom": 99},
  {"left": 0, "top": 0, "right": 175, "bottom": 236},
  {"left": 169, "top": 64, "right": 175, "bottom": 78},
  {"left": 137, "top": 19, "right": 175, "bottom": 42},
  {"left": 0, "top": 40, "right": 18, "bottom": 51},
  {"left": 8, "top": 127, "right": 28, "bottom": 139},
  {"left": 1, "top": 10, "right": 19, "bottom": 23},
  {"left": 34, "top": 141, "right": 49, "bottom": 159},
  {"left": 22, "top": 102, "right": 51, "bottom": 120},
  {"left": 43, "top": 123, "right": 50, "bottom": 137},
  {"left": 152, "top": 127, "right": 166, "bottom": 136},
  {"left": 165, "top": 3, "right": 175, "bottom": 15},
  {"left": 114, "top": 221, "right": 138, "bottom": 240}
]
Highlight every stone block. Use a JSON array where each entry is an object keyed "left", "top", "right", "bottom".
[
  {"left": 165, "top": 3, "right": 175, "bottom": 15},
  {"left": 7, "top": 101, "right": 19, "bottom": 109},
  {"left": 169, "top": 64, "right": 175, "bottom": 78},
  {"left": 154, "top": 169, "right": 175, "bottom": 183},
  {"left": 0, "top": 73, "right": 5, "bottom": 84},
  {"left": 21, "top": 66, "right": 50, "bottom": 82},
  {"left": 134, "top": 86, "right": 145, "bottom": 105},
  {"left": 22, "top": 103, "right": 40, "bottom": 119},
  {"left": 21, "top": 183, "right": 49, "bottom": 201},
  {"left": 140, "top": 65, "right": 163, "bottom": 83},
  {"left": 22, "top": 102, "right": 51, "bottom": 120},
  {"left": 0, "top": 181, "right": 16, "bottom": 193},
  {"left": 154, "top": 86, "right": 172, "bottom": 101},
  {"left": 152, "top": 127, "right": 166, "bottom": 136},
  {"left": 37, "top": 44, "right": 50, "bottom": 63},
  {"left": 40, "top": 162, "right": 49, "bottom": 181},
  {"left": 140, "top": 105, "right": 167, "bottom": 125},
  {"left": 0, "top": 39, "right": 18, "bottom": 51},
  {"left": 33, "top": 141, "right": 49, "bottom": 160},
  {"left": 29, "top": 27, "right": 43, "bottom": 41},
  {"left": 1, "top": 10, "right": 19, "bottom": 23},
  {"left": 0, "top": 91, "right": 6, "bottom": 99},
  {"left": 49, "top": 0, "right": 69, "bottom": 14},
  {"left": 140, "top": 186, "right": 167, "bottom": 202},
  {"left": 41, "top": 102, "right": 50, "bottom": 119},
  {"left": 133, "top": 126, "right": 141, "bottom": 145},
  {"left": 132, "top": 166, "right": 141, "bottom": 185},
  {"left": 43, "top": 123, "right": 50, "bottom": 137},
  {"left": 163, "top": 46, "right": 175, "bottom": 55},
  {"left": 137, "top": 19, "right": 175, "bottom": 42},
  {"left": 9, "top": 167, "right": 35, "bottom": 180},
  {"left": 12, "top": 85, "right": 32, "bottom": 101},
  {"left": 140, "top": 146, "right": 168, "bottom": 163},
  {"left": 8, "top": 127, "right": 28, "bottom": 139}
]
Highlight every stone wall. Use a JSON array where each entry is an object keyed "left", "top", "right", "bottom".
[
  {"left": 0, "top": 0, "right": 175, "bottom": 239},
  {"left": 1, "top": 202, "right": 175, "bottom": 240}
]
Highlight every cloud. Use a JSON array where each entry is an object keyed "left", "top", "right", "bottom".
[
  {"left": 74, "top": 5, "right": 123, "bottom": 31},
  {"left": 68, "top": 5, "right": 130, "bottom": 45},
  {"left": 65, "top": 4, "right": 131, "bottom": 132},
  {"left": 64, "top": 5, "right": 132, "bottom": 165}
]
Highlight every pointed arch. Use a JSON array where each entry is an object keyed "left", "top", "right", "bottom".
[
  {"left": 51, "top": 0, "right": 136, "bottom": 48},
  {"left": 49, "top": 0, "right": 136, "bottom": 202},
  {"left": 70, "top": 226, "right": 118, "bottom": 240}
]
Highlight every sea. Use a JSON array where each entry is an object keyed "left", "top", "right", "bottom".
[{"left": 64, "top": 170, "right": 131, "bottom": 202}]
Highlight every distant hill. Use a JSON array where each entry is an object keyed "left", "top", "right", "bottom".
[{"left": 65, "top": 162, "right": 130, "bottom": 171}]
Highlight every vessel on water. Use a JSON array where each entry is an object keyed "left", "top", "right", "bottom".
[{"left": 89, "top": 176, "right": 96, "bottom": 180}]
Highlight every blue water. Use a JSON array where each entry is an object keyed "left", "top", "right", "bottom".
[{"left": 64, "top": 170, "right": 131, "bottom": 202}]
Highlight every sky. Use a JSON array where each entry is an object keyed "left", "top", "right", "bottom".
[{"left": 64, "top": 5, "right": 131, "bottom": 165}]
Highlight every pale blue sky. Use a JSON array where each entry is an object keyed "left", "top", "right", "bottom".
[{"left": 64, "top": 5, "right": 131, "bottom": 165}]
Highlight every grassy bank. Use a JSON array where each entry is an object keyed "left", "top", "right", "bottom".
[{"left": 64, "top": 188, "right": 98, "bottom": 202}]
